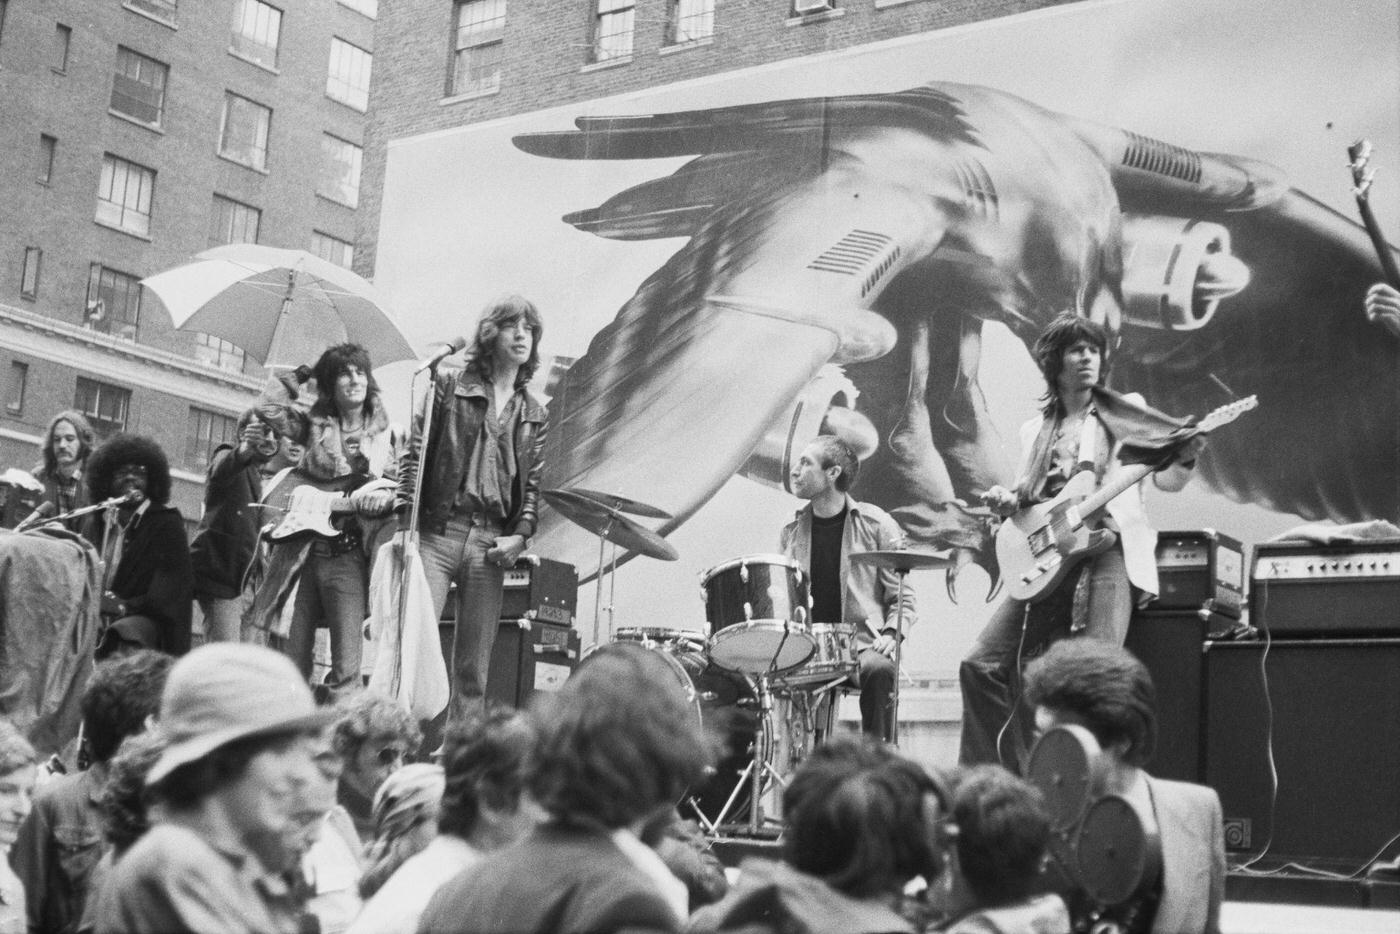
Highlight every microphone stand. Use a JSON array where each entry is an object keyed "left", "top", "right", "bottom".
[
  {"left": 16, "top": 494, "right": 133, "bottom": 532},
  {"left": 393, "top": 364, "right": 439, "bottom": 699}
]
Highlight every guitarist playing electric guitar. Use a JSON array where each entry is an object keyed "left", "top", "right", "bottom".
[{"left": 958, "top": 313, "right": 1205, "bottom": 770}]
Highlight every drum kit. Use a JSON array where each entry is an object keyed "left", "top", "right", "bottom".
[{"left": 546, "top": 486, "right": 952, "bottom": 837}]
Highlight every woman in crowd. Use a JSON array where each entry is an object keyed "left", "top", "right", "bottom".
[
  {"left": 0, "top": 719, "right": 39, "bottom": 934},
  {"left": 358, "top": 763, "right": 444, "bottom": 899}
]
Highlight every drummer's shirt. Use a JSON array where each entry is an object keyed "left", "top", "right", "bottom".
[{"left": 809, "top": 506, "right": 846, "bottom": 623}]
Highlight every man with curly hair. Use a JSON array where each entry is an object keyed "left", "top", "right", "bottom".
[
  {"left": 84, "top": 434, "right": 194, "bottom": 656},
  {"left": 11, "top": 650, "right": 172, "bottom": 934},
  {"left": 330, "top": 692, "right": 423, "bottom": 842}
]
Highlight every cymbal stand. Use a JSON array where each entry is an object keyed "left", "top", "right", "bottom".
[
  {"left": 589, "top": 510, "right": 622, "bottom": 648},
  {"left": 890, "top": 568, "right": 910, "bottom": 747}
]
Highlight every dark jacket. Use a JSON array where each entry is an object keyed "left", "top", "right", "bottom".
[
  {"left": 189, "top": 444, "right": 263, "bottom": 600},
  {"left": 686, "top": 858, "right": 915, "bottom": 934},
  {"left": 418, "top": 822, "right": 679, "bottom": 934},
  {"left": 87, "top": 504, "right": 194, "bottom": 655},
  {"left": 397, "top": 367, "right": 548, "bottom": 538}
]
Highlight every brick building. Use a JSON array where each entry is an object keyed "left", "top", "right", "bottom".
[
  {"left": 0, "top": 0, "right": 376, "bottom": 522},
  {"left": 358, "top": 0, "right": 1074, "bottom": 275}
]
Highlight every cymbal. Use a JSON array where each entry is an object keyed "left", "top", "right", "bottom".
[
  {"left": 562, "top": 487, "right": 672, "bottom": 520},
  {"left": 848, "top": 549, "right": 954, "bottom": 572},
  {"left": 544, "top": 490, "right": 679, "bottom": 562}
]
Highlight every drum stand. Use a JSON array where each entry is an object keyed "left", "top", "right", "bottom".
[
  {"left": 703, "top": 672, "right": 787, "bottom": 838},
  {"left": 889, "top": 567, "right": 910, "bottom": 747}
]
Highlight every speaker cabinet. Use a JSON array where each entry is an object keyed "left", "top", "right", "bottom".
[
  {"left": 1125, "top": 609, "right": 1212, "bottom": 782},
  {"left": 1204, "top": 638, "right": 1400, "bottom": 868}
]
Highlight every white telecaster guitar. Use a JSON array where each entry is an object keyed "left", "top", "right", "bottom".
[{"left": 995, "top": 395, "right": 1257, "bottom": 603}]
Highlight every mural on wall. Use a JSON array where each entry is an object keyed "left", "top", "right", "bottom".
[
  {"left": 515, "top": 81, "right": 1397, "bottom": 590},
  {"left": 374, "top": 0, "right": 1400, "bottom": 669}
]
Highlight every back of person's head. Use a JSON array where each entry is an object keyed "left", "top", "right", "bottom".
[
  {"left": 360, "top": 763, "right": 445, "bottom": 899},
  {"left": 951, "top": 765, "right": 1051, "bottom": 908},
  {"left": 439, "top": 706, "right": 537, "bottom": 840},
  {"left": 529, "top": 643, "right": 711, "bottom": 830},
  {"left": 82, "top": 649, "right": 173, "bottom": 764},
  {"left": 101, "top": 730, "right": 168, "bottom": 855},
  {"left": 810, "top": 435, "right": 860, "bottom": 492},
  {"left": 86, "top": 433, "right": 173, "bottom": 505},
  {"left": 781, "top": 735, "right": 950, "bottom": 899},
  {"left": 1024, "top": 639, "right": 1157, "bottom": 767}
]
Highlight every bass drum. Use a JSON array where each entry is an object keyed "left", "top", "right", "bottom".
[{"left": 611, "top": 628, "right": 758, "bottom": 824}]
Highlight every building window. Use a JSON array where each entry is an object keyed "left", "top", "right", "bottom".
[
  {"left": 453, "top": 0, "right": 505, "bottom": 96},
  {"left": 193, "top": 333, "right": 247, "bottom": 374},
  {"left": 186, "top": 407, "right": 239, "bottom": 472},
  {"left": 20, "top": 248, "right": 41, "bottom": 300},
  {"left": 593, "top": 0, "right": 634, "bottom": 62},
  {"left": 791, "top": 0, "right": 836, "bottom": 14},
  {"left": 337, "top": 0, "right": 377, "bottom": 17},
  {"left": 85, "top": 264, "right": 142, "bottom": 341},
  {"left": 5, "top": 362, "right": 28, "bottom": 415},
  {"left": 230, "top": 0, "right": 282, "bottom": 69},
  {"left": 52, "top": 23, "right": 71, "bottom": 73},
  {"left": 218, "top": 93, "right": 272, "bottom": 171},
  {"left": 209, "top": 195, "right": 261, "bottom": 247},
  {"left": 38, "top": 135, "right": 56, "bottom": 184},
  {"left": 310, "top": 231, "right": 354, "bottom": 269},
  {"left": 318, "top": 134, "right": 362, "bottom": 208},
  {"left": 124, "top": 0, "right": 178, "bottom": 24},
  {"left": 74, "top": 378, "right": 131, "bottom": 439},
  {"left": 110, "top": 46, "right": 169, "bottom": 126},
  {"left": 669, "top": 0, "right": 714, "bottom": 44},
  {"left": 327, "top": 38, "right": 372, "bottom": 111},
  {"left": 96, "top": 154, "right": 155, "bottom": 237}
]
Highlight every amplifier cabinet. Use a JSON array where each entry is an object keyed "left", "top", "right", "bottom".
[
  {"left": 1154, "top": 530, "right": 1244, "bottom": 617},
  {"left": 501, "top": 558, "right": 578, "bottom": 625},
  {"left": 486, "top": 619, "right": 580, "bottom": 709},
  {"left": 1203, "top": 638, "right": 1400, "bottom": 868},
  {"left": 1250, "top": 541, "right": 1400, "bottom": 637},
  {"left": 440, "top": 558, "right": 579, "bottom": 626}
]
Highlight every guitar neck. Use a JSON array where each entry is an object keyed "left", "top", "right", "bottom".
[
  {"left": 1354, "top": 194, "right": 1400, "bottom": 287},
  {"left": 1072, "top": 463, "right": 1154, "bottom": 521}
]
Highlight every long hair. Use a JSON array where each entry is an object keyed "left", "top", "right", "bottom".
[
  {"left": 1024, "top": 639, "right": 1157, "bottom": 767},
  {"left": 466, "top": 295, "right": 543, "bottom": 389},
  {"left": 528, "top": 643, "right": 710, "bottom": 830},
  {"left": 438, "top": 706, "right": 537, "bottom": 840},
  {"left": 309, "top": 343, "right": 380, "bottom": 420},
  {"left": 81, "top": 650, "right": 173, "bottom": 764},
  {"left": 781, "top": 735, "right": 950, "bottom": 898},
  {"left": 36, "top": 410, "right": 96, "bottom": 478},
  {"left": 1033, "top": 312, "right": 1111, "bottom": 415},
  {"left": 87, "top": 434, "right": 173, "bottom": 505}
]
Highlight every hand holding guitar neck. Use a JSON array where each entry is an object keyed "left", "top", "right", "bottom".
[{"left": 1348, "top": 139, "right": 1400, "bottom": 338}]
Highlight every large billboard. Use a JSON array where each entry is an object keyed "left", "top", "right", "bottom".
[{"left": 375, "top": 0, "right": 1400, "bottom": 676}]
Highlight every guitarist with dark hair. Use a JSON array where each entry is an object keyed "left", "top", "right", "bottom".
[{"left": 958, "top": 312, "right": 1205, "bottom": 769}]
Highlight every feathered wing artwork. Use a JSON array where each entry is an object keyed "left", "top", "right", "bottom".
[{"left": 516, "top": 82, "right": 1399, "bottom": 582}]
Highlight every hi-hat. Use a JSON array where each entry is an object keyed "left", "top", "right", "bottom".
[
  {"left": 544, "top": 489, "right": 678, "bottom": 561},
  {"left": 563, "top": 487, "right": 672, "bottom": 520},
  {"left": 848, "top": 549, "right": 954, "bottom": 572}
]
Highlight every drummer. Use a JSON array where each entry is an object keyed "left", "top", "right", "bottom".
[{"left": 778, "top": 436, "right": 914, "bottom": 742}]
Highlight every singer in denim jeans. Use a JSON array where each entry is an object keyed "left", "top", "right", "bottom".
[{"left": 397, "top": 296, "right": 548, "bottom": 728}]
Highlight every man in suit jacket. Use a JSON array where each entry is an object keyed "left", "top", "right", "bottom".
[{"left": 1025, "top": 638, "right": 1224, "bottom": 934}]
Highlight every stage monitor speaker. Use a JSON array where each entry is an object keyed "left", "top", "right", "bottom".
[
  {"left": 1125, "top": 608, "right": 1223, "bottom": 783},
  {"left": 1203, "top": 638, "right": 1400, "bottom": 869},
  {"left": 439, "top": 619, "right": 579, "bottom": 710}
]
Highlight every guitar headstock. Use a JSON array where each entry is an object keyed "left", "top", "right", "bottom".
[
  {"left": 1350, "top": 138, "right": 1376, "bottom": 200},
  {"left": 1197, "top": 394, "right": 1259, "bottom": 433}
]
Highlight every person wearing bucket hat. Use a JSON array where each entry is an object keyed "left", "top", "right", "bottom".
[{"left": 92, "top": 643, "right": 336, "bottom": 934}]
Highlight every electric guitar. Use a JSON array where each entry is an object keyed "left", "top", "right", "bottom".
[
  {"left": 995, "top": 395, "right": 1257, "bottom": 603},
  {"left": 259, "top": 470, "right": 390, "bottom": 544}
]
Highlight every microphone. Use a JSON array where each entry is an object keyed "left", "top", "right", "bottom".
[
  {"left": 413, "top": 337, "right": 467, "bottom": 374},
  {"left": 15, "top": 501, "right": 56, "bottom": 532}
]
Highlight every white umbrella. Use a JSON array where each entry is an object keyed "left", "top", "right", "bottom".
[{"left": 141, "top": 244, "right": 416, "bottom": 368}]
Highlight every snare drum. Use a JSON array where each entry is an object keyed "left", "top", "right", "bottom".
[
  {"left": 701, "top": 554, "right": 815, "bottom": 674},
  {"left": 773, "top": 622, "right": 859, "bottom": 688}
]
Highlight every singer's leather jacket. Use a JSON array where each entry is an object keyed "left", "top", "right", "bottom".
[{"left": 396, "top": 367, "right": 548, "bottom": 539}]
